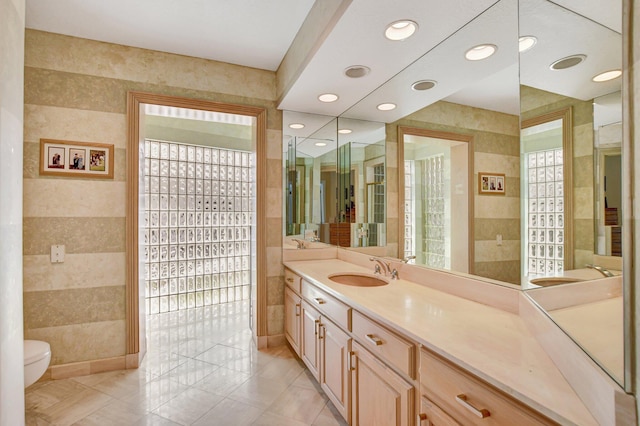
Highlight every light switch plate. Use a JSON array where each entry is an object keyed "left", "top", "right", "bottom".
[{"left": 51, "top": 245, "right": 65, "bottom": 263}]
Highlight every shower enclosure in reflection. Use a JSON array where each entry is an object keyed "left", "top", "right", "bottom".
[{"left": 401, "top": 128, "right": 470, "bottom": 272}]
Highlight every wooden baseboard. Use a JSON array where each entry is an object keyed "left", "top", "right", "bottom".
[
  {"left": 267, "top": 334, "right": 286, "bottom": 348},
  {"left": 41, "top": 354, "right": 138, "bottom": 382}
]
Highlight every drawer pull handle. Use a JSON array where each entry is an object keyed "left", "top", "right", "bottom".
[
  {"left": 456, "top": 394, "right": 490, "bottom": 419},
  {"left": 286, "top": 277, "right": 294, "bottom": 283},
  {"left": 295, "top": 304, "right": 301, "bottom": 317},
  {"left": 365, "top": 334, "right": 384, "bottom": 346},
  {"left": 314, "top": 297, "right": 326, "bottom": 304}
]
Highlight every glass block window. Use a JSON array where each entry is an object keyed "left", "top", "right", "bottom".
[
  {"left": 422, "top": 155, "right": 445, "bottom": 268},
  {"left": 144, "top": 139, "right": 253, "bottom": 314},
  {"left": 404, "top": 160, "right": 415, "bottom": 262},
  {"left": 525, "top": 148, "right": 564, "bottom": 276},
  {"left": 369, "top": 163, "right": 385, "bottom": 246}
]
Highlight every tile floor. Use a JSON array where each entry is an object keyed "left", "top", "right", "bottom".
[{"left": 25, "top": 301, "right": 348, "bottom": 425}]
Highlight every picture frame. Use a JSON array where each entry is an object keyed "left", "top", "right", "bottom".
[
  {"left": 478, "top": 172, "right": 505, "bottom": 195},
  {"left": 40, "top": 139, "right": 114, "bottom": 179}
]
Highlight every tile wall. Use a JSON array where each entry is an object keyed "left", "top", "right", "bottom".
[{"left": 23, "top": 29, "right": 282, "bottom": 366}]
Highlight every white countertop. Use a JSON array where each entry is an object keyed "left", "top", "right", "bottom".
[{"left": 284, "top": 258, "right": 597, "bottom": 426}]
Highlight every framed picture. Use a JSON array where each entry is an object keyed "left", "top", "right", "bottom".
[
  {"left": 478, "top": 172, "right": 505, "bottom": 195},
  {"left": 40, "top": 139, "right": 114, "bottom": 179}
]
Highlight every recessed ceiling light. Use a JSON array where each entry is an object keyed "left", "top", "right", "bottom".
[
  {"left": 344, "top": 65, "right": 370, "bottom": 78},
  {"left": 377, "top": 103, "right": 397, "bottom": 111},
  {"left": 318, "top": 93, "right": 339, "bottom": 103},
  {"left": 592, "top": 69, "right": 622, "bottom": 82},
  {"left": 384, "top": 20, "right": 418, "bottom": 41},
  {"left": 338, "top": 129, "right": 352, "bottom": 134},
  {"left": 550, "top": 54, "right": 586, "bottom": 70},
  {"left": 314, "top": 142, "right": 327, "bottom": 147},
  {"left": 465, "top": 44, "right": 497, "bottom": 61},
  {"left": 519, "top": 36, "right": 537, "bottom": 52},
  {"left": 289, "top": 123, "right": 305, "bottom": 129},
  {"left": 411, "top": 80, "right": 437, "bottom": 91}
]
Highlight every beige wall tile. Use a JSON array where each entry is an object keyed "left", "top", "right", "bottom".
[
  {"left": 26, "top": 30, "right": 276, "bottom": 101},
  {"left": 475, "top": 219, "right": 520, "bottom": 240},
  {"left": 574, "top": 123, "right": 594, "bottom": 157},
  {"left": 473, "top": 260, "right": 521, "bottom": 285},
  {"left": 266, "top": 217, "right": 283, "bottom": 247},
  {"left": 474, "top": 132, "right": 520, "bottom": 157},
  {"left": 267, "top": 129, "right": 283, "bottom": 160},
  {"left": 574, "top": 155, "right": 594, "bottom": 188},
  {"left": 574, "top": 187, "right": 594, "bottom": 219},
  {"left": 24, "top": 252, "right": 125, "bottom": 292},
  {"left": 474, "top": 196, "right": 520, "bottom": 219},
  {"left": 574, "top": 249, "right": 595, "bottom": 268},
  {"left": 25, "top": 320, "right": 126, "bottom": 365},
  {"left": 574, "top": 218, "right": 595, "bottom": 250},
  {"left": 24, "top": 179, "right": 126, "bottom": 218},
  {"left": 24, "top": 286, "right": 125, "bottom": 329},
  {"left": 266, "top": 188, "right": 283, "bottom": 218},
  {"left": 24, "top": 104, "right": 127, "bottom": 148},
  {"left": 23, "top": 217, "right": 126, "bottom": 255},
  {"left": 267, "top": 305, "right": 284, "bottom": 335},
  {"left": 266, "top": 247, "right": 283, "bottom": 277},
  {"left": 266, "top": 158, "right": 282, "bottom": 189},
  {"left": 474, "top": 240, "right": 520, "bottom": 262},
  {"left": 475, "top": 152, "right": 520, "bottom": 178},
  {"left": 267, "top": 276, "right": 284, "bottom": 306}
]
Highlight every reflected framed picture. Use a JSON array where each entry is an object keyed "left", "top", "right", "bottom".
[
  {"left": 40, "top": 139, "right": 114, "bottom": 179},
  {"left": 478, "top": 172, "right": 505, "bottom": 195}
]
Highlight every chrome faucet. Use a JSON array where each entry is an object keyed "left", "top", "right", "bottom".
[
  {"left": 585, "top": 264, "right": 614, "bottom": 277},
  {"left": 292, "top": 238, "right": 306, "bottom": 249},
  {"left": 402, "top": 255, "right": 416, "bottom": 263},
  {"left": 369, "top": 257, "right": 398, "bottom": 279}
]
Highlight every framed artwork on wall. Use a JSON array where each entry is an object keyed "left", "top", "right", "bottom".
[
  {"left": 478, "top": 172, "right": 505, "bottom": 195},
  {"left": 40, "top": 139, "right": 114, "bottom": 179}
]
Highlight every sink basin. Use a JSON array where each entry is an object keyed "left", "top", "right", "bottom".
[
  {"left": 529, "top": 277, "right": 584, "bottom": 287},
  {"left": 329, "top": 273, "right": 389, "bottom": 287}
]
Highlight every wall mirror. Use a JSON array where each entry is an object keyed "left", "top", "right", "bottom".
[
  {"left": 281, "top": 0, "right": 627, "bottom": 389},
  {"left": 519, "top": 0, "right": 624, "bottom": 387}
]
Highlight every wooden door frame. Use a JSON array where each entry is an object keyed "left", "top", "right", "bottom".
[{"left": 125, "top": 91, "right": 267, "bottom": 361}]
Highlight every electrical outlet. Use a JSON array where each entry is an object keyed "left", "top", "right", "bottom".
[
  {"left": 50, "top": 245, "right": 65, "bottom": 263},
  {"left": 496, "top": 234, "right": 503, "bottom": 246}
]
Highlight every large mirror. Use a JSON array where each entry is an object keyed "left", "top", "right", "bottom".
[{"left": 281, "top": 0, "right": 626, "bottom": 388}]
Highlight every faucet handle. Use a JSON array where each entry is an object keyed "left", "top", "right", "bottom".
[{"left": 373, "top": 264, "right": 382, "bottom": 275}]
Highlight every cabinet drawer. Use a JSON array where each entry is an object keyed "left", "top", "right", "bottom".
[
  {"left": 420, "top": 349, "right": 556, "bottom": 426},
  {"left": 419, "top": 397, "right": 460, "bottom": 426},
  {"left": 351, "top": 310, "right": 415, "bottom": 379},
  {"left": 285, "top": 269, "right": 302, "bottom": 294},
  {"left": 302, "top": 280, "right": 350, "bottom": 330}
]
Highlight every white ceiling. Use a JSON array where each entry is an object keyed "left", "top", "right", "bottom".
[
  {"left": 26, "top": 0, "right": 622, "bottom": 138},
  {"left": 25, "top": 0, "right": 315, "bottom": 71}
]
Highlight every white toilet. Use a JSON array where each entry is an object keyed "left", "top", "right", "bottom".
[{"left": 24, "top": 340, "right": 51, "bottom": 388}]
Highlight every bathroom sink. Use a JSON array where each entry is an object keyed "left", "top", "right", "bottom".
[
  {"left": 529, "top": 277, "right": 584, "bottom": 287},
  {"left": 329, "top": 273, "right": 389, "bottom": 287}
]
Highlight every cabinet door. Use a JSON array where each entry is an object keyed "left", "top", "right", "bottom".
[
  {"left": 301, "top": 300, "right": 321, "bottom": 380},
  {"left": 320, "top": 317, "right": 351, "bottom": 421},
  {"left": 284, "top": 286, "right": 301, "bottom": 356},
  {"left": 351, "top": 341, "right": 414, "bottom": 426},
  {"left": 419, "top": 397, "right": 460, "bottom": 426}
]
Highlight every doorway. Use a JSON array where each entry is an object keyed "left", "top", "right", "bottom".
[{"left": 126, "top": 92, "right": 267, "bottom": 364}]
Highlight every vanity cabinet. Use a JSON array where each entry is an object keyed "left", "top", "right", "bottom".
[
  {"left": 300, "top": 299, "right": 351, "bottom": 420},
  {"left": 419, "top": 349, "right": 556, "bottom": 426},
  {"left": 351, "top": 340, "right": 414, "bottom": 426},
  {"left": 284, "top": 286, "right": 301, "bottom": 356}
]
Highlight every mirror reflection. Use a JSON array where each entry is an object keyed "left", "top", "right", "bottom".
[
  {"left": 519, "top": 0, "right": 623, "bottom": 386},
  {"left": 282, "top": 0, "right": 625, "bottom": 388}
]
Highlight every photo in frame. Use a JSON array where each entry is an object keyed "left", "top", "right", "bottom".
[
  {"left": 478, "top": 172, "right": 505, "bottom": 195},
  {"left": 40, "top": 139, "right": 114, "bottom": 179}
]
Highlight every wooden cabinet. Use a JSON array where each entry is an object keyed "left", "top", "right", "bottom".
[
  {"left": 320, "top": 315, "right": 351, "bottom": 421},
  {"left": 301, "top": 300, "right": 321, "bottom": 380},
  {"left": 419, "top": 349, "right": 556, "bottom": 426},
  {"left": 300, "top": 299, "right": 351, "bottom": 421},
  {"left": 419, "top": 397, "right": 460, "bottom": 426},
  {"left": 351, "top": 341, "right": 414, "bottom": 426},
  {"left": 284, "top": 286, "right": 301, "bottom": 356}
]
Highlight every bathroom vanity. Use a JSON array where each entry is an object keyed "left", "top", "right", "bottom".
[{"left": 283, "top": 249, "right": 635, "bottom": 425}]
